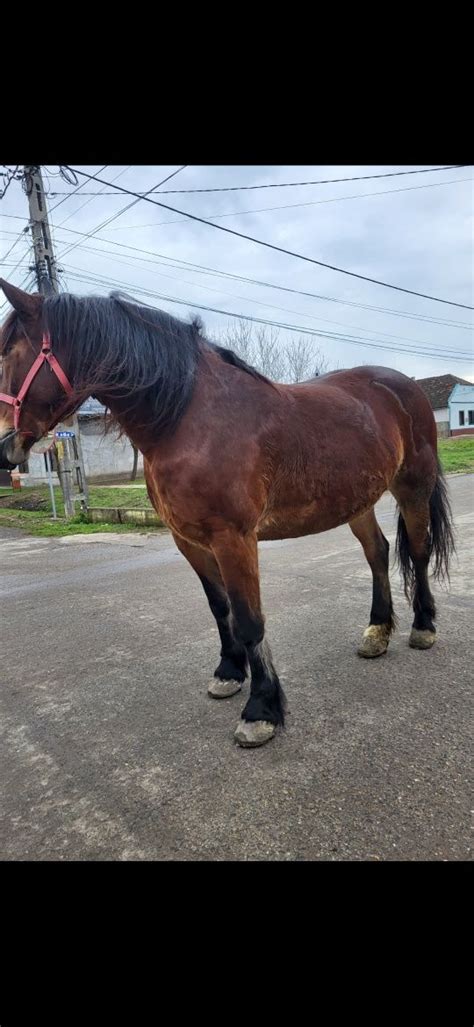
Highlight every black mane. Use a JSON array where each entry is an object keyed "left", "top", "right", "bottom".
[{"left": 35, "top": 292, "right": 268, "bottom": 438}]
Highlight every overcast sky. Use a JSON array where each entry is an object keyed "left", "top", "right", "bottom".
[{"left": 1, "top": 164, "right": 472, "bottom": 380}]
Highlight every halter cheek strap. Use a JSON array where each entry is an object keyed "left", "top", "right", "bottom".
[{"left": 0, "top": 333, "right": 74, "bottom": 433}]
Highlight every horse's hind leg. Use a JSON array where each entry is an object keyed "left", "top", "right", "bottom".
[
  {"left": 349, "top": 507, "right": 395, "bottom": 658},
  {"left": 172, "top": 533, "right": 248, "bottom": 698},
  {"left": 393, "top": 498, "right": 437, "bottom": 649}
]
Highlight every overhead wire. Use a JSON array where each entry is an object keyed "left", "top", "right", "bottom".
[
  {"left": 61, "top": 255, "right": 472, "bottom": 356},
  {"left": 56, "top": 166, "right": 188, "bottom": 262},
  {"left": 63, "top": 265, "right": 473, "bottom": 363},
  {"left": 101, "top": 176, "right": 472, "bottom": 232},
  {"left": 63, "top": 166, "right": 474, "bottom": 310},
  {"left": 42, "top": 222, "right": 471, "bottom": 330},
  {"left": 46, "top": 165, "right": 471, "bottom": 195}
]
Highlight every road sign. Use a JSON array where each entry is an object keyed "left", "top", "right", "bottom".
[{"left": 55, "top": 430, "right": 75, "bottom": 438}]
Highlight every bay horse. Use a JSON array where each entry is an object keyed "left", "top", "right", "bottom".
[{"left": 0, "top": 281, "right": 454, "bottom": 748}]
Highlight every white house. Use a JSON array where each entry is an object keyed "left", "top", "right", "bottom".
[
  {"left": 448, "top": 383, "right": 474, "bottom": 436},
  {"left": 416, "top": 374, "right": 471, "bottom": 437}
]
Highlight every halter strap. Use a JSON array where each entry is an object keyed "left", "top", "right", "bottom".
[{"left": 0, "top": 333, "right": 74, "bottom": 432}]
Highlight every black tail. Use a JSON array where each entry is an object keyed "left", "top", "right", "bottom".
[{"left": 396, "top": 458, "right": 455, "bottom": 600}]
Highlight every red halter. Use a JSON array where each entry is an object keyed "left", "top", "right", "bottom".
[{"left": 0, "top": 333, "right": 74, "bottom": 433}]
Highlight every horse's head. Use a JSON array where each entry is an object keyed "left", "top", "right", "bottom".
[{"left": 0, "top": 280, "right": 74, "bottom": 469}]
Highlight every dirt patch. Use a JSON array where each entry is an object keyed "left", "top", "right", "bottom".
[{"left": 0, "top": 491, "right": 49, "bottom": 511}]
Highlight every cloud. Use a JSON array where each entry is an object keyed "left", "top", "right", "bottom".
[{"left": 1, "top": 164, "right": 472, "bottom": 379}]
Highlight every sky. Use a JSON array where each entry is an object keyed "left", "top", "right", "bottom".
[{"left": 0, "top": 164, "right": 472, "bottom": 381}]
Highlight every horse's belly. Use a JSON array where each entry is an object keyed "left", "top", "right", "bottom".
[{"left": 257, "top": 482, "right": 388, "bottom": 541}]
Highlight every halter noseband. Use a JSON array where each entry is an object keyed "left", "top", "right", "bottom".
[{"left": 0, "top": 333, "right": 74, "bottom": 433}]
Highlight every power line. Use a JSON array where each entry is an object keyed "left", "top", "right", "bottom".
[
  {"left": 48, "top": 163, "right": 110, "bottom": 215},
  {"left": 49, "top": 165, "right": 132, "bottom": 274},
  {"left": 54, "top": 166, "right": 135, "bottom": 229},
  {"left": 3, "top": 209, "right": 472, "bottom": 329},
  {"left": 101, "top": 176, "right": 472, "bottom": 232},
  {"left": 64, "top": 166, "right": 474, "bottom": 310},
  {"left": 67, "top": 269, "right": 473, "bottom": 363},
  {"left": 0, "top": 225, "right": 29, "bottom": 263},
  {"left": 0, "top": 269, "right": 34, "bottom": 315},
  {"left": 56, "top": 165, "right": 188, "bottom": 262},
  {"left": 2, "top": 246, "right": 31, "bottom": 281},
  {"left": 45, "top": 221, "right": 472, "bottom": 330},
  {"left": 0, "top": 165, "right": 20, "bottom": 200},
  {"left": 64, "top": 266, "right": 473, "bottom": 363},
  {"left": 62, "top": 257, "right": 472, "bottom": 357},
  {"left": 47, "top": 165, "right": 471, "bottom": 195}
]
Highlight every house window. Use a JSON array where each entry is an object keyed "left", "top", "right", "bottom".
[
  {"left": 19, "top": 461, "right": 29, "bottom": 473},
  {"left": 469, "top": 410, "right": 474, "bottom": 426},
  {"left": 459, "top": 411, "right": 465, "bottom": 426}
]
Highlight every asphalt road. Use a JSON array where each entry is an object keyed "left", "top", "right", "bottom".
[{"left": 1, "top": 475, "right": 472, "bottom": 861}]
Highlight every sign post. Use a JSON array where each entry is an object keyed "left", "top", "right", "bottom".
[
  {"left": 45, "top": 449, "right": 57, "bottom": 519},
  {"left": 30, "top": 432, "right": 58, "bottom": 519}
]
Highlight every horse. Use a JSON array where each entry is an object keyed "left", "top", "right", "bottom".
[{"left": 0, "top": 280, "right": 454, "bottom": 748}]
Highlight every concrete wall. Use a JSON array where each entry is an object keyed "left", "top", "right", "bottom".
[
  {"left": 17, "top": 420, "right": 144, "bottom": 485},
  {"left": 79, "top": 421, "right": 144, "bottom": 479},
  {"left": 20, "top": 450, "right": 59, "bottom": 487}
]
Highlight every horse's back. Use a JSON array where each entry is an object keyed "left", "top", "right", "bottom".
[{"left": 287, "top": 365, "right": 436, "bottom": 448}]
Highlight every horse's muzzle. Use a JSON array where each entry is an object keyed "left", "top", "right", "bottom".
[{"left": 0, "top": 431, "right": 22, "bottom": 470}]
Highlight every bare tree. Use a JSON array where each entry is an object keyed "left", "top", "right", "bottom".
[
  {"left": 221, "top": 322, "right": 285, "bottom": 380},
  {"left": 285, "top": 337, "right": 314, "bottom": 382},
  {"left": 222, "top": 320, "right": 255, "bottom": 365},
  {"left": 254, "top": 326, "right": 286, "bottom": 381},
  {"left": 311, "top": 347, "right": 330, "bottom": 378},
  {"left": 220, "top": 321, "right": 331, "bottom": 383}
]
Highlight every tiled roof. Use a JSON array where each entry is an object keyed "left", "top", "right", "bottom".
[{"left": 416, "top": 374, "right": 471, "bottom": 410}]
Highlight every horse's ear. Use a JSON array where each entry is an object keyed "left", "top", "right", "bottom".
[{"left": 0, "top": 280, "right": 44, "bottom": 320}]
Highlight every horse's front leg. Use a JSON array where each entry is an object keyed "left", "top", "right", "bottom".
[
  {"left": 172, "top": 533, "right": 248, "bottom": 697},
  {"left": 210, "top": 528, "right": 286, "bottom": 748}
]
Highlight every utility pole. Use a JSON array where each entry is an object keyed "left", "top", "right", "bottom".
[{"left": 24, "top": 166, "right": 88, "bottom": 516}]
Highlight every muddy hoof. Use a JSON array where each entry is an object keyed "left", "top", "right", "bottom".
[
  {"left": 357, "top": 624, "right": 390, "bottom": 658},
  {"left": 409, "top": 628, "right": 436, "bottom": 650},
  {"left": 234, "top": 720, "right": 276, "bottom": 748},
  {"left": 208, "top": 678, "right": 242, "bottom": 698}
]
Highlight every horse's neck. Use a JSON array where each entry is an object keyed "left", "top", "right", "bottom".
[
  {"left": 94, "top": 348, "right": 267, "bottom": 456},
  {"left": 92, "top": 393, "right": 149, "bottom": 454}
]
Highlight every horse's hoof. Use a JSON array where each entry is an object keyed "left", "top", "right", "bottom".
[
  {"left": 234, "top": 720, "right": 276, "bottom": 747},
  {"left": 409, "top": 628, "right": 436, "bottom": 650},
  {"left": 208, "top": 678, "right": 242, "bottom": 698},
  {"left": 357, "top": 624, "right": 390, "bottom": 658}
]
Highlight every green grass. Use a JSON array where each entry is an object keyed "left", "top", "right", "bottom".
[
  {"left": 438, "top": 437, "right": 474, "bottom": 474},
  {"left": 0, "top": 484, "right": 159, "bottom": 536},
  {"left": 0, "top": 484, "right": 152, "bottom": 513},
  {"left": 0, "top": 507, "right": 161, "bottom": 537}
]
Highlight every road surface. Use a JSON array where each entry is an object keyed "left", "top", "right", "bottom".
[{"left": 1, "top": 475, "right": 472, "bottom": 860}]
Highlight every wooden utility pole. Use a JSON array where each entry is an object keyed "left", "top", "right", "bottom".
[{"left": 24, "top": 165, "right": 88, "bottom": 516}]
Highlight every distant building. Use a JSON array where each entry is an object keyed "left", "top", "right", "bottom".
[
  {"left": 18, "top": 399, "right": 143, "bottom": 486},
  {"left": 75, "top": 398, "right": 144, "bottom": 479},
  {"left": 448, "top": 383, "right": 474, "bottom": 436},
  {"left": 416, "top": 374, "right": 471, "bottom": 437}
]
